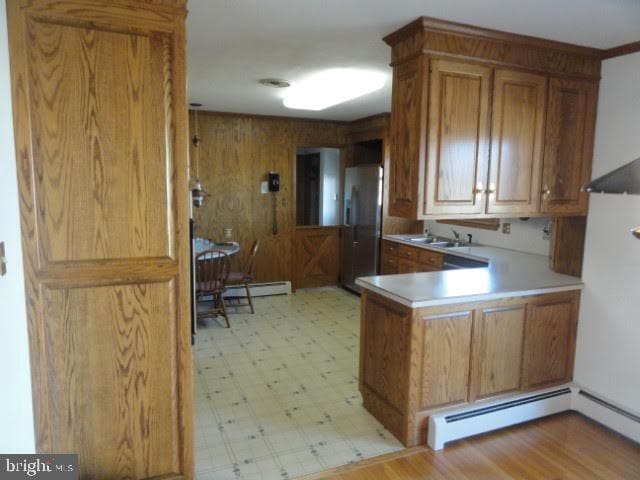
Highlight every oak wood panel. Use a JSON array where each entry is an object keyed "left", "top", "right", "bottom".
[
  {"left": 43, "top": 282, "right": 179, "bottom": 478},
  {"left": 7, "top": 1, "right": 192, "bottom": 478},
  {"left": 381, "top": 239, "right": 399, "bottom": 256},
  {"left": 293, "top": 226, "right": 340, "bottom": 289},
  {"left": 417, "top": 249, "right": 443, "bottom": 269},
  {"left": 523, "top": 292, "right": 579, "bottom": 389},
  {"left": 425, "top": 59, "right": 491, "bottom": 216},
  {"left": 388, "top": 57, "right": 426, "bottom": 218},
  {"left": 312, "top": 413, "right": 640, "bottom": 480},
  {"left": 398, "top": 244, "right": 420, "bottom": 261},
  {"left": 420, "top": 311, "right": 473, "bottom": 408},
  {"left": 380, "top": 254, "right": 399, "bottom": 275},
  {"left": 398, "top": 258, "right": 422, "bottom": 274},
  {"left": 550, "top": 216, "right": 587, "bottom": 277},
  {"left": 541, "top": 78, "right": 598, "bottom": 215},
  {"left": 384, "top": 17, "right": 602, "bottom": 79},
  {"left": 470, "top": 306, "right": 526, "bottom": 400},
  {"left": 28, "top": 19, "right": 171, "bottom": 265},
  {"left": 190, "top": 111, "right": 347, "bottom": 283},
  {"left": 360, "top": 294, "right": 412, "bottom": 414},
  {"left": 487, "top": 69, "right": 546, "bottom": 214}
]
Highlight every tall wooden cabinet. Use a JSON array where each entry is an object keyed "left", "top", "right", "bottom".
[
  {"left": 384, "top": 17, "right": 601, "bottom": 220},
  {"left": 541, "top": 78, "right": 598, "bottom": 214},
  {"left": 7, "top": 1, "right": 192, "bottom": 478}
]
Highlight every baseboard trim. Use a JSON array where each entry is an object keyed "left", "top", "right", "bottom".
[
  {"left": 571, "top": 387, "right": 640, "bottom": 444},
  {"left": 222, "top": 281, "right": 291, "bottom": 298},
  {"left": 428, "top": 383, "right": 640, "bottom": 450}
]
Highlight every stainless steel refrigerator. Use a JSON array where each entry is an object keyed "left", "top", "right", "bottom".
[{"left": 342, "top": 165, "right": 383, "bottom": 293}]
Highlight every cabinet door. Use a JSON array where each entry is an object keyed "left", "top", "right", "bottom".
[
  {"left": 389, "top": 57, "right": 427, "bottom": 217},
  {"left": 541, "top": 78, "right": 598, "bottom": 214},
  {"left": 523, "top": 293, "right": 579, "bottom": 389},
  {"left": 398, "top": 258, "right": 422, "bottom": 273},
  {"left": 380, "top": 254, "right": 399, "bottom": 274},
  {"left": 487, "top": 70, "right": 546, "bottom": 214},
  {"left": 420, "top": 311, "right": 473, "bottom": 408},
  {"left": 424, "top": 59, "right": 491, "bottom": 215},
  {"left": 470, "top": 306, "right": 526, "bottom": 400},
  {"left": 7, "top": 1, "right": 192, "bottom": 477}
]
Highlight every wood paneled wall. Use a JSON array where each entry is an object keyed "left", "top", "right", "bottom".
[
  {"left": 189, "top": 112, "right": 347, "bottom": 283},
  {"left": 190, "top": 111, "right": 423, "bottom": 284}
]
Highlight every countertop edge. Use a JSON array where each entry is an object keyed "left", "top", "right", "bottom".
[{"left": 355, "top": 278, "right": 584, "bottom": 309}]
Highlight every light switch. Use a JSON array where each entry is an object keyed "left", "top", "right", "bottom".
[
  {"left": 0, "top": 242, "right": 6, "bottom": 276},
  {"left": 261, "top": 181, "right": 269, "bottom": 194}
]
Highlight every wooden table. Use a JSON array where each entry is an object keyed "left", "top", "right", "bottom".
[{"left": 194, "top": 238, "right": 240, "bottom": 257}]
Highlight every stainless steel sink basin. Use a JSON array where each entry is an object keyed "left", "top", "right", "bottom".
[{"left": 408, "top": 237, "right": 469, "bottom": 248}]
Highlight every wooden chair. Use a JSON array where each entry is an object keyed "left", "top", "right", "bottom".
[
  {"left": 226, "top": 240, "right": 259, "bottom": 314},
  {"left": 195, "top": 249, "right": 231, "bottom": 328}
]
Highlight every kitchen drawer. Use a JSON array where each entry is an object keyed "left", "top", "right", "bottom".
[
  {"left": 380, "top": 255, "right": 399, "bottom": 275},
  {"left": 382, "top": 240, "right": 399, "bottom": 257},
  {"left": 398, "top": 244, "right": 421, "bottom": 260},
  {"left": 419, "top": 249, "right": 444, "bottom": 269},
  {"left": 398, "top": 258, "right": 422, "bottom": 274}
]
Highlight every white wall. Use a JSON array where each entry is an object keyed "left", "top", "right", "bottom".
[
  {"left": 424, "top": 217, "right": 552, "bottom": 256},
  {"left": 320, "top": 148, "right": 340, "bottom": 225},
  {"left": 0, "top": 0, "right": 35, "bottom": 452},
  {"left": 574, "top": 52, "right": 640, "bottom": 413},
  {"left": 297, "top": 147, "right": 341, "bottom": 225}
]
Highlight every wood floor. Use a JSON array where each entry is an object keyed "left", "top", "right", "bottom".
[{"left": 307, "top": 413, "right": 640, "bottom": 480}]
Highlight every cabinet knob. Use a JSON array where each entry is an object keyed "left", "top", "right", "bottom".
[
  {"left": 485, "top": 188, "right": 496, "bottom": 194},
  {"left": 473, "top": 188, "right": 484, "bottom": 195},
  {"left": 542, "top": 185, "right": 552, "bottom": 197}
]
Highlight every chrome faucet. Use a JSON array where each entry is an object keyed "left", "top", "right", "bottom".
[{"left": 451, "top": 229, "right": 461, "bottom": 241}]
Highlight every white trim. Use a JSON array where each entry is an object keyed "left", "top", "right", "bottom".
[
  {"left": 572, "top": 387, "right": 640, "bottom": 444},
  {"left": 428, "top": 384, "right": 573, "bottom": 450},
  {"left": 427, "top": 383, "right": 640, "bottom": 450},
  {"left": 222, "top": 281, "right": 291, "bottom": 298}
]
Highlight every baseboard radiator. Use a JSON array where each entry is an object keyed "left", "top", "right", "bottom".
[
  {"left": 428, "top": 384, "right": 640, "bottom": 450},
  {"left": 222, "top": 281, "right": 291, "bottom": 298},
  {"left": 428, "top": 386, "right": 573, "bottom": 450}
]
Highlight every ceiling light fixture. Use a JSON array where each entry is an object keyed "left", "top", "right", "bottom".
[{"left": 283, "top": 68, "right": 386, "bottom": 111}]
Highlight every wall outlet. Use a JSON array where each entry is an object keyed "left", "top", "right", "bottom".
[
  {"left": 502, "top": 222, "right": 511, "bottom": 234},
  {"left": 543, "top": 221, "right": 552, "bottom": 240},
  {"left": 260, "top": 181, "right": 269, "bottom": 194}
]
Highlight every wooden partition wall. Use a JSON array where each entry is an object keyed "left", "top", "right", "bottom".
[
  {"left": 189, "top": 112, "right": 347, "bottom": 283},
  {"left": 190, "top": 112, "right": 422, "bottom": 287}
]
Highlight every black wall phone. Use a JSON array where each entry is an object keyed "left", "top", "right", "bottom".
[{"left": 268, "top": 171, "right": 279, "bottom": 234}]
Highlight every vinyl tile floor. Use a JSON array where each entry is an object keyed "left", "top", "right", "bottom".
[{"left": 193, "top": 287, "right": 403, "bottom": 480}]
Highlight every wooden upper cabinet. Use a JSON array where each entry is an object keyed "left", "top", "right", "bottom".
[
  {"left": 424, "top": 59, "right": 491, "bottom": 216},
  {"left": 388, "top": 57, "right": 426, "bottom": 217},
  {"left": 384, "top": 18, "right": 601, "bottom": 219},
  {"left": 541, "top": 78, "right": 598, "bottom": 214},
  {"left": 487, "top": 70, "right": 546, "bottom": 215}
]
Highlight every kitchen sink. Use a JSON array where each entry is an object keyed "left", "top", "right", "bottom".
[{"left": 408, "top": 237, "right": 469, "bottom": 248}]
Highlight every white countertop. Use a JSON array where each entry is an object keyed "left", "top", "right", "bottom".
[{"left": 355, "top": 234, "right": 583, "bottom": 308}]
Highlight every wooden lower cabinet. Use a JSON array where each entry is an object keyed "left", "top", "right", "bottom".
[
  {"left": 380, "top": 240, "right": 444, "bottom": 274},
  {"left": 359, "top": 289, "right": 580, "bottom": 447},
  {"left": 522, "top": 294, "right": 579, "bottom": 388}
]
